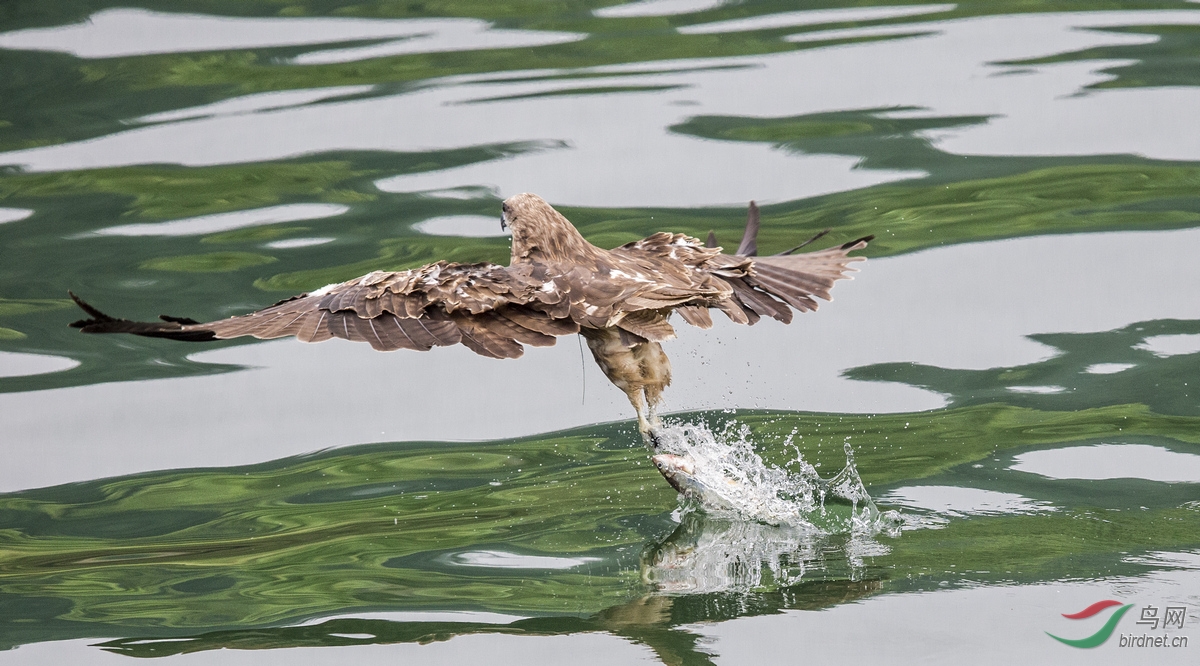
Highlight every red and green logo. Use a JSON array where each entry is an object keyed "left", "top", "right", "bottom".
[{"left": 1047, "top": 600, "right": 1133, "bottom": 648}]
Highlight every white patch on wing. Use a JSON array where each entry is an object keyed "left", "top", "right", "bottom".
[
  {"left": 357, "top": 271, "right": 386, "bottom": 285},
  {"left": 308, "top": 283, "right": 339, "bottom": 297},
  {"left": 421, "top": 265, "right": 444, "bottom": 285},
  {"left": 608, "top": 268, "right": 652, "bottom": 283}
]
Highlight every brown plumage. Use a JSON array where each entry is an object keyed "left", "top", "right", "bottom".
[{"left": 70, "top": 193, "right": 871, "bottom": 438}]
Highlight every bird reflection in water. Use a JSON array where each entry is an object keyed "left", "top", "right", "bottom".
[
  {"left": 641, "top": 511, "right": 890, "bottom": 595},
  {"left": 95, "top": 512, "right": 885, "bottom": 665}
]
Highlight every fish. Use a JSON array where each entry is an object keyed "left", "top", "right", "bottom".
[{"left": 651, "top": 453, "right": 739, "bottom": 511}]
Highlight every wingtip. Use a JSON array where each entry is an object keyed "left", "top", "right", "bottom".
[
  {"left": 67, "top": 290, "right": 116, "bottom": 325},
  {"left": 840, "top": 234, "right": 875, "bottom": 251},
  {"left": 159, "top": 314, "right": 203, "bottom": 325},
  {"left": 777, "top": 228, "right": 831, "bottom": 255}
]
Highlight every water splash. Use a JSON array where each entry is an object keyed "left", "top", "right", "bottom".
[{"left": 651, "top": 419, "right": 901, "bottom": 535}]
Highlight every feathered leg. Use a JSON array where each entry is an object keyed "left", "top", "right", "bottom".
[
  {"left": 635, "top": 343, "right": 670, "bottom": 431},
  {"left": 624, "top": 388, "right": 653, "bottom": 437},
  {"left": 581, "top": 329, "right": 671, "bottom": 450}
]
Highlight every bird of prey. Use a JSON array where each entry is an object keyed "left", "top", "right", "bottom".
[{"left": 70, "top": 193, "right": 870, "bottom": 440}]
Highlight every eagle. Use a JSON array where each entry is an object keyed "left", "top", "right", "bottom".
[{"left": 70, "top": 193, "right": 870, "bottom": 441}]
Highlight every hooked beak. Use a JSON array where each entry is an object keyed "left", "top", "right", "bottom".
[{"left": 500, "top": 211, "right": 508, "bottom": 230}]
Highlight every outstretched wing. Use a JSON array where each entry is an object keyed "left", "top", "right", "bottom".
[
  {"left": 70, "top": 201, "right": 871, "bottom": 357},
  {"left": 70, "top": 260, "right": 581, "bottom": 359}
]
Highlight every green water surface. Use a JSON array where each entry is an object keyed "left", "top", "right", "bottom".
[{"left": 1, "top": 1, "right": 1198, "bottom": 663}]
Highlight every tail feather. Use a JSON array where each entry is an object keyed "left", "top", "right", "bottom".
[
  {"left": 710, "top": 231, "right": 872, "bottom": 324},
  {"left": 728, "top": 279, "right": 792, "bottom": 324},
  {"left": 735, "top": 201, "right": 760, "bottom": 256},
  {"left": 68, "top": 291, "right": 217, "bottom": 342},
  {"left": 748, "top": 270, "right": 822, "bottom": 312}
]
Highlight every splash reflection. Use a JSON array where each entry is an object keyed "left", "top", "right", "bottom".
[
  {"left": 92, "top": 517, "right": 886, "bottom": 664},
  {"left": 642, "top": 512, "right": 890, "bottom": 595}
]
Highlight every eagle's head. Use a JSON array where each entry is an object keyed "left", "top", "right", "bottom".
[{"left": 501, "top": 192, "right": 592, "bottom": 263}]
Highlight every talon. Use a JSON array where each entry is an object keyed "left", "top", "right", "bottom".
[
  {"left": 640, "top": 426, "right": 663, "bottom": 452},
  {"left": 637, "top": 418, "right": 662, "bottom": 451}
]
